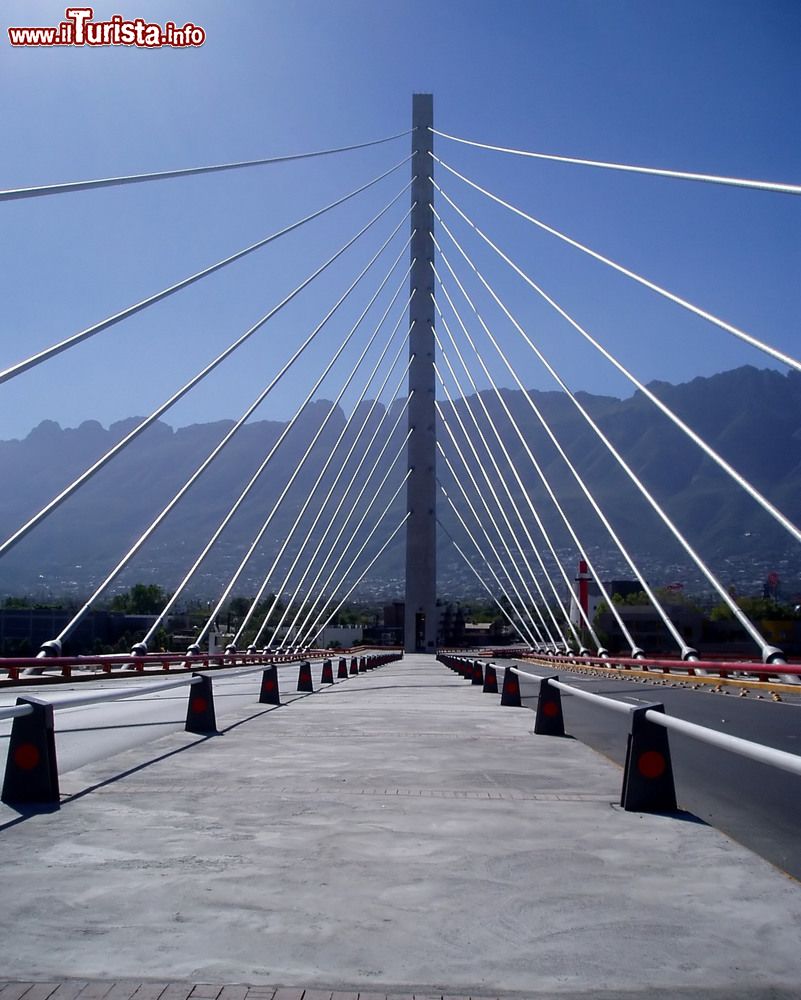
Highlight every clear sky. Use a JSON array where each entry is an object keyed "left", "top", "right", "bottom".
[{"left": 1, "top": 0, "right": 799, "bottom": 440}]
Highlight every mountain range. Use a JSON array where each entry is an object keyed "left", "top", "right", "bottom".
[{"left": 1, "top": 365, "right": 799, "bottom": 604}]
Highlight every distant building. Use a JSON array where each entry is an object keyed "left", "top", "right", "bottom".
[
  {"left": 595, "top": 602, "right": 705, "bottom": 653},
  {"left": 568, "top": 566, "right": 645, "bottom": 627},
  {"left": 439, "top": 603, "right": 466, "bottom": 646},
  {"left": 309, "top": 624, "right": 363, "bottom": 649},
  {"left": 0, "top": 607, "right": 183, "bottom": 656}
]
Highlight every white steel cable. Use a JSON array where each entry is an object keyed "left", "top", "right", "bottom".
[
  {"left": 433, "top": 221, "right": 692, "bottom": 657},
  {"left": 241, "top": 299, "right": 414, "bottom": 647},
  {"left": 437, "top": 518, "right": 529, "bottom": 642},
  {"left": 237, "top": 343, "right": 414, "bottom": 646},
  {"left": 294, "top": 471, "right": 411, "bottom": 648},
  {"left": 429, "top": 129, "right": 801, "bottom": 196},
  {"left": 437, "top": 480, "right": 542, "bottom": 647},
  {"left": 434, "top": 342, "right": 581, "bottom": 652},
  {"left": 435, "top": 362, "right": 570, "bottom": 649},
  {"left": 434, "top": 211, "right": 779, "bottom": 661},
  {"left": 0, "top": 130, "right": 413, "bottom": 202},
  {"left": 50, "top": 184, "right": 411, "bottom": 648},
  {"left": 436, "top": 385, "right": 556, "bottom": 645},
  {"left": 268, "top": 385, "right": 414, "bottom": 648},
  {"left": 195, "top": 271, "right": 415, "bottom": 648},
  {"left": 432, "top": 190, "right": 801, "bottom": 549},
  {"left": 292, "top": 473, "right": 412, "bottom": 646},
  {"left": 432, "top": 296, "right": 598, "bottom": 650},
  {"left": 0, "top": 154, "right": 412, "bottom": 386},
  {"left": 296, "top": 511, "right": 412, "bottom": 648},
  {"left": 142, "top": 231, "right": 415, "bottom": 648},
  {"left": 435, "top": 398, "right": 554, "bottom": 648},
  {"left": 436, "top": 443, "right": 544, "bottom": 647},
  {"left": 431, "top": 248, "right": 640, "bottom": 657},
  {"left": 274, "top": 424, "right": 412, "bottom": 648},
  {"left": 0, "top": 206, "right": 414, "bottom": 562},
  {"left": 437, "top": 368, "right": 551, "bottom": 638},
  {"left": 431, "top": 155, "right": 801, "bottom": 375},
  {"left": 433, "top": 217, "right": 694, "bottom": 655}
]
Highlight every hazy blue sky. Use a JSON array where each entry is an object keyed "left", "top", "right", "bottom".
[{"left": 1, "top": 0, "right": 799, "bottom": 440}]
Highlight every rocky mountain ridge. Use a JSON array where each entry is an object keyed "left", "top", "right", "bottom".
[{"left": 1, "top": 365, "right": 799, "bottom": 602}]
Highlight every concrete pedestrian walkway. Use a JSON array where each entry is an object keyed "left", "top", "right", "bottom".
[{"left": 1, "top": 655, "right": 800, "bottom": 998}]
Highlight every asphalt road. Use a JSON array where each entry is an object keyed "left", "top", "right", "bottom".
[{"left": 510, "top": 661, "right": 801, "bottom": 881}]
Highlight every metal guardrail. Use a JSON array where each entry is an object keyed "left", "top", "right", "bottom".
[
  {"left": 437, "top": 652, "right": 801, "bottom": 812},
  {"left": 0, "top": 659, "right": 311, "bottom": 721},
  {"left": 0, "top": 703, "right": 35, "bottom": 722},
  {"left": 1, "top": 652, "right": 402, "bottom": 807},
  {"left": 0, "top": 646, "right": 385, "bottom": 683},
  {"left": 537, "top": 674, "right": 634, "bottom": 716},
  {"left": 32, "top": 674, "right": 203, "bottom": 712},
  {"left": 436, "top": 646, "right": 801, "bottom": 679},
  {"left": 0, "top": 675, "right": 201, "bottom": 722},
  {"left": 511, "top": 663, "right": 801, "bottom": 778},
  {"left": 0, "top": 650, "right": 283, "bottom": 683},
  {"left": 646, "top": 711, "right": 801, "bottom": 778},
  {"left": 520, "top": 650, "right": 801, "bottom": 682}
]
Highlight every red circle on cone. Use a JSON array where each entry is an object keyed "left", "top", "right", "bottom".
[
  {"left": 543, "top": 700, "right": 558, "bottom": 717},
  {"left": 13, "top": 743, "right": 40, "bottom": 770},
  {"left": 263, "top": 679, "right": 275, "bottom": 692},
  {"left": 638, "top": 750, "right": 666, "bottom": 779},
  {"left": 191, "top": 697, "right": 207, "bottom": 714}
]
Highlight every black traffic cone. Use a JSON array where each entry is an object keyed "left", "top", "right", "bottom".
[
  {"left": 259, "top": 664, "right": 280, "bottom": 705},
  {"left": 185, "top": 674, "right": 217, "bottom": 733},
  {"left": 534, "top": 676, "right": 565, "bottom": 736},
  {"left": 1, "top": 697, "right": 60, "bottom": 806},
  {"left": 500, "top": 666, "right": 522, "bottom": 707},
  {"left": 621, "top": 704, "right": 677, "bottom": 813},
  {"left": 297, "top": 660, "right": 314, "bottom": 693}
]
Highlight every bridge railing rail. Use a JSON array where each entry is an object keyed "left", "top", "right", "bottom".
[
  {"left": 521, "top": 650, "right": 801, "bottom": 681},
  {"left": 437, "top": 652, "right": 801, "bottom": 813},
  {"left": 1, "top": 651, "right": 403, "bottom": 806},
  {"left": 511, "top": 664, "right": 801, "bottom": 790},
  {"left": 0, "top": 650, "right": 278, "bottom": 681},
  {"left": 0, "top": 646, "right": 380, "bottom": 683}
]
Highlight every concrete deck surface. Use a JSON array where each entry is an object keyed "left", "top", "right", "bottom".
[{"left": 1, "top": 655, "right": 800, "bottom": 999}]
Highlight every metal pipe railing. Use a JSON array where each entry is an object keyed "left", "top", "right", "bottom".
[
  {"left": 439, "top": 653, "right": 801, "bottom": 812},
  {"left": 510, "top": 663, "right": 801, "bottom": 775},
  {"left": 647, "top": 711, "right": 801, "bottom": 777},
  {"left": 511, "top": 668, "right": 634, "bottom": 716},
  {"left": 522, "top": 650, "right": 801, "bottom": 678},
  {"left": 0, "top": 703, "right": 35, "bottom": 722},
  {"left": 2, "top": 652, "right": 403, "bottom": 807},
  {"left": 36, "top": 674, "right": 202, "bottom": 712}
]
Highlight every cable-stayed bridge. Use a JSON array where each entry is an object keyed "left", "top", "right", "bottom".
[
  {"left": 0, "top": 94, "right": 799, "bottom": 673},
  {"left": 1, "top": 95, "right": 801, "bottom": 995}
]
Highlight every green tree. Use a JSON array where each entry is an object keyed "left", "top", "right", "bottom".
[
  {"left": 227, "top": 595, "right": 252, "bottom": 624},
  {"left": 710, "top": 596, "right": 800, "bottom": 622},
  {"left": 3, "top": 595, "right": 33, "bottom": 609},
  {"left": 109, "top": 583, "right": 170, "bottom": 614}
]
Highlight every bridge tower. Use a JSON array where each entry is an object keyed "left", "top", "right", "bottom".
[{"left": 405, "top": 93, "right": 437, "bottom": 653}]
